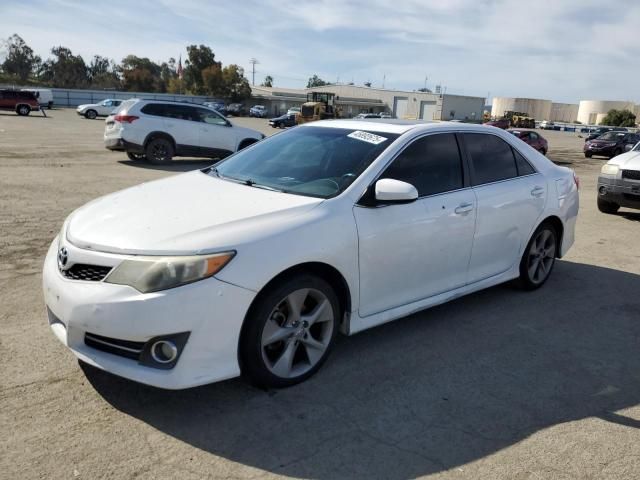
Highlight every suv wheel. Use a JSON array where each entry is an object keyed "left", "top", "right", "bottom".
[
  {"left": 611, "top": 148, "right": 622, "bottom": 158},
  {"left": 597, "top": 197, "right": 620, "bottom": 214},
  {"left": 85, "top": 110, "right": 97, "bottom": 120},
  {"left": 126, "top": 152, "right": 146, "bottom": 161},
  {"left": 16, "top": 105, "right": 31, "bottom": 116},
  {"left": 584, "top": 152, "right": 592, "bottom": 158},
  {"left": 145, "top": 137, "right": 174, "bottom": 164}
]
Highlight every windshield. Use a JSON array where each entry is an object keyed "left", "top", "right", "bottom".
[
  {"left": 598, "top": 132, "right": 624, "bottom": 141},
  {"left": 212, "top": 126, "right": 399, "bottom": 198},
  {"left": 633, "top": 141, "right": 640, "bottom": 152}
]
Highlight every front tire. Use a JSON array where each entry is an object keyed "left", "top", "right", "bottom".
[
  {"left": 238, "top": 139, "right": 258, "bottom": 151},
  {"left": 85, "top": 109, "right": 97, "bottom": 120},
  {"left": 240, "top": 274, "right": 340, "bottom": 388},
  {"left": 517, "top": 223, "right": 557, "bottom": 290},
  {"left": 597, "top": 197, "right": 620, "bottom": 214},
  {"left": 584, "top": 152, "right": 592, "bottom": 158},
  {"left": 145, "top": 137, "right": 174, "bottom": 164},
  {"left": 611, "top": 148, "right": 622, "bottom": 158},
  {"left": 126, "top": 152, "right": 146, "bottom": 161}
]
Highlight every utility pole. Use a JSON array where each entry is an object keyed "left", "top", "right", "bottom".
[
  {"left": 382, "top": 74, "right": 386, "bottom": 89},
  {"left": 249, "top": 58, "right": 259, "bottom": 86},
  {"left": 424, "top": 75, "right": 428, "bottom": 90}
]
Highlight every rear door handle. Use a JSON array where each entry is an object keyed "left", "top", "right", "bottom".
[
  {"left": 454, "top": 202, "right": 474, "bottom": 214},
  {"left": 531, "top": 186, "right": 545, "bottom": 197}
]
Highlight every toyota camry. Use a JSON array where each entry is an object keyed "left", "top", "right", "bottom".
[{"left": 43, "top": 120, "right": 579, "bottom": 389}]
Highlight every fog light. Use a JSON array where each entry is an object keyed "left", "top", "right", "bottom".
[
  {"left": 599, "top": 186, "right": 607, "bottom": 195},
  {"left": 151, "top": 340, "right": 178, "bottom": 363}
]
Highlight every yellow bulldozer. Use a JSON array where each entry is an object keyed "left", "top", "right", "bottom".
[
  {"left": 296, "top": 92, "right": 340, "bottom": 124},
  {"left": 504, "top": 110, "right": 536, "bottom": 128}
]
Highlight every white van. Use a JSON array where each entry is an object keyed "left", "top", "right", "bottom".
[{"left": 21, "top": 88, "right": 53, "bottom": 109}]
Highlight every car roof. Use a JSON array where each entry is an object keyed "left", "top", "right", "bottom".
[{"left": 304, "top": 119, "right": 497, "bottom": 135}]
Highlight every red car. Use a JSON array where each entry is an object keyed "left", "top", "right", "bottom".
[
  {"left": 484, "top": 118, "right": 510, "bottom": 129},
  {"left": 0, "top": 89, "right": 40, "bottom": 116},
  {"left": 508, "top": 129, "right": 548, "bottom": 155}
]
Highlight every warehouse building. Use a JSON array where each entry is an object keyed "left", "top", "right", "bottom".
[
  {"left": 251, "top": 85, "right": 485, "bottom": 121},
  {"left": 491, "top": 97, "right": 552, "bottom": 122},
  {"left": 577, "top": 100, "right": 638, "bottom": 125}
]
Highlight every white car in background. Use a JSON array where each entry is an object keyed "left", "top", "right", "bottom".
[
  {"left": 77, "top": 99, "right": 123, "bottom": 119},
  {"left": 104, "top": 99, "right": 264, "bottom": 163},
  {"left": 43, "top": 120, "right": 578, "bottom": 389},
  {"left": 597, "top": 141, "right": 640, "bottom": 213}
]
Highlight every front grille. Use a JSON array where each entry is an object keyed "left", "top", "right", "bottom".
[
  {"left": 61, "top": 264, "right": 111, "bottom": 281},
  {"left": 622, "top": 170, "right": 640, "bottom": 181},
  {"left": 301, "top": 106, "right": 315, "bottom": 117},
  {"left": 84, "top": 332, "right": 144, "bottom": 361}
]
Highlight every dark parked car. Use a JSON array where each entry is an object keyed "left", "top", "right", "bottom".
[
  {"left": 268, "top": 113, "right": 297, "bottom": 128},
  {"left": 203, "top": 101, "right": 227, "bottom": 116},
  {"left": 585, "top": 126, "right": 627, "bottom": 141},
  {"left": 484, "top": 118, "right": 510, "bottom": 129},
  {"left": 227, "top": 103, "right": 246, "bottom": 116},
  {"left": 0, "top": 89, "right": 40, "bottom": 116},
  {"left": 508, "top": 129, "right": 548, "bottom": 155},
  {"left": 584, "top": 131, "right": 640, "bottom": 158}
]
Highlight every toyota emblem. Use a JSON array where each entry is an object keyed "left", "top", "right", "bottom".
[{"left": 57, "top": 247, "right": 69, "bottom": 270}]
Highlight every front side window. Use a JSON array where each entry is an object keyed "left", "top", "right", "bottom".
[
  {"left": 213, "top": 126, "right": 399, "bottom": 198},
  {"left": 198, "top": 107, "right": 228, "bottom": 126},
  {"left": 381, "top": 133, "right": 464, "bottom": 196},
  {"left": 464, "top": 133, "right": 518, "bottom": 185}
]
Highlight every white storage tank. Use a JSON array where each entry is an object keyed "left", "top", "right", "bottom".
[
  {"left": 491, "top": 97, "right": 552, "bottom": 121},
  {"left": 577, "top": 100, "right": 636, "bottom": 125}
]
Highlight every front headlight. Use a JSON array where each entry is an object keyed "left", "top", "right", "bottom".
[
  {"left": 105, "top": 252, "right": 235, "bottom": 293},
  {"left": 601, "top": 164, "right": 619, "bottom": 175}
]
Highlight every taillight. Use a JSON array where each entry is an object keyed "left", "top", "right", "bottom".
[
  {"left": 114, "top": 115, "right": 139, "bottom": 123},
  {"left": 573, "top": 171, "right": 580, "bottom": 190}
]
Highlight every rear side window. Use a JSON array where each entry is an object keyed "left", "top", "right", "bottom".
[
  {"left": 164, "top": 104, "right": 200, "bottom": 122},
  {"left": 382, "top": 133, "right": 464, "bottom": 196},
  {"left": 464, "top": 133, "right": 518, "bottom": 185},
  {"left": 141, "top": 103, "right": 167, "bottom": 117},
  {"left": 513, "top": 149, "right": 536, "bottom": 175}
]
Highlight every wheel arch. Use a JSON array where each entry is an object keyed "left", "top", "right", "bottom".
[
  {"left": 535, "top": 215, "right": 564, "bottom": 258},
  {"left": 15, "top": 103, "right": 31, "bottom": 113},
  {"left": 237, "top": 137, "right": 258, "bottom": 151},
  {"left": 143, "top": 131, "right": 176, "bottom": 150},
  {"left": 237, "top": 261, "right": 353, "bottom": 364}
]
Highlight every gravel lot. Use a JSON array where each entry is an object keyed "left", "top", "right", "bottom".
[{"left": 1, "top": 108, "right": 639, "bottom": 479}]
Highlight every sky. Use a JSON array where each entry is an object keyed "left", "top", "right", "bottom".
[{"left": 1, "top": 0, "right": 639, "bottom": 104}]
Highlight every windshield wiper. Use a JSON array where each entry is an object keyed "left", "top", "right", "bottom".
[{"left": 244, "top": 179, "right": 286, "bottom": 193}]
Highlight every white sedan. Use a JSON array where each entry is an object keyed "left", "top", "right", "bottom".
[
  {"left": 76, "top": 99, "right": 122, "bottom": 119},
  {"left": 43, "top": 121, "right": 579, "bottom": 389}
]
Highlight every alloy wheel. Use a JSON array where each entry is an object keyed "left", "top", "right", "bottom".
[
  {"left": 261, "top": 288, "right": 334, "bottom": 379},
  {"left": 527, "top": 228, "right": 556, "bottom": 285}
]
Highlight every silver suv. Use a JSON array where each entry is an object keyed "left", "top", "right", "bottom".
[{"left": 104, "top": 99, "right": 264, "bottom": 164}]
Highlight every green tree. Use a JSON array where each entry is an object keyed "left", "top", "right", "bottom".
[
  {"left": 183, "top": 44, "right": 218, "bottom": 95},
  {"left": 88, "top": 55, "right": 120, "bottom": 89},
  {"left": 2, "top": 34, "right": 40, "bottom": 82},
  {"left": 261, "top": 75, "right": 273, "bottom": 87},
  {"left": 307, "top": 74, "right": 328, "bottom": 88},
  {"left": 222, "top": 64, "right": 251, "bottom": 102},
  {"left": 600, "top": 109, "right": 637, "bottom": 127},
  {"left": 202, "top": 63, "right": 225, "bottom": 96},
  {"left": 40, "top": 46, "right": 88, "bottom": 88},
  {"left": 121, "top": 55, "right": 162, "bottom": 92}
]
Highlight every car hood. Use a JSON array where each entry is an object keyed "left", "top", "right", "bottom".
[
  {"left": 67, "top": 171, "right": 323, "bottom": 255},
  {"left": 610, "top": 151, "right": 640, "bottom": 169}
]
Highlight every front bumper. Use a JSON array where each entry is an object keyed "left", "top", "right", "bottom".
[
  {"left": 585, "top": 144, "right": 615, "bottom": 156},
  {"left": 42, "top": 238, "right": 256, "bottom": 389},
  {"left": 597, "top": 175, "right": 640, "bottom": 210}
]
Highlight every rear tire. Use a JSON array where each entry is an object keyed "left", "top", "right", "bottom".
[
  {"left": 85, "top": 109, "right": 97, "bottom": 120},
  {"left": 239, "top": 274, "right": 339, "bottom": 388},
  {"left": 145, "top": 137, "right": 174, "bottom": 164},
  {"left": 16, "top": 105, "right": 31, "bottom": 116},
  {"left": 597, "top": 197, "right": 620, "bottom": 214},
  {"left": 126, "top": 152, "right": 146, "bottom": 161},
  {"left": 539, "top": 148, "right": 547, "bottom": 156},
  {"left": 584, "top": 152, "right": 592, "bottom": 158},
  {"left": 238, "top": 139, "right": 258, "bottom": 151},
  {"left": 516, "top": 222, "right": 557, "bottom": 290}
]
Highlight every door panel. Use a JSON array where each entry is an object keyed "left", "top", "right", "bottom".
[
  {"left": 354, "top": 190, "right": 476, "bottom": 317},
  {"left": 196, "top": 107, "right": 235, "bottom": 154},
  {"left": 162, "top": 105, "right": 199, "bottom": 149}
]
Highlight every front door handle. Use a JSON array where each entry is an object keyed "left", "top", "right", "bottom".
[
  {"left": 454, "top": 202, "right": 474, "bottom": 214},
  {"left": 531, "top": 186, "right": 545, "bottom": 197}
]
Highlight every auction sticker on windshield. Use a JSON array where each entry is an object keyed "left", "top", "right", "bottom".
[{"left": 347, "top": 130, "right": 388, "bottom": 145}]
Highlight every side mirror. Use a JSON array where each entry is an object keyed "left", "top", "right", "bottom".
[{"left": 375, "top": 178, "right": 418, "bottom": 203}]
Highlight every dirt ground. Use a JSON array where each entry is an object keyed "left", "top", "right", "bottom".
[{"left": 1, "top": 109, "right": 639, "bottom": 480}]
